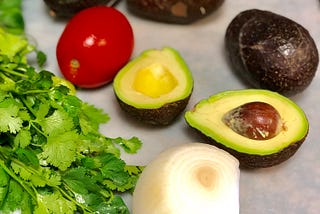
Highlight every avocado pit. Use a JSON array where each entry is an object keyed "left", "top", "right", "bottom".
[{"left": 223, "top": 101, "right": 284, "bottom": 140}]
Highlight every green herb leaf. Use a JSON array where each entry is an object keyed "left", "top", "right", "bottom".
[
  {"left": 0, "top": 0, "right": 24, "bottom": 34},
  {"left": 0, "top": 179, "right": 33, "bottom": 213},
  {"left": 112, "top": 136, "right": 142, "bottom": 154},
  {"left": 40, "top": 130, "right": 79, "bottom": 171},
  {"left": 79, "top": 102, "right": 110, "bottom": 134},
  {"left": 39, "top": 109, "right": 74, "bottom": 135},
  {"left": 14, "top": 128, "right": 32, "bottom": 148},
  {"left": 34, "top": 190, "right": 77, "bottom": 214},
  {"left": 63, "top": 166, "right": 101, "bottom": 194},
  {"left": 0, "top": 105, "right": 23, "bottom": 134},
  {"left": 0, "top": 13, "right": 143, "bottom": 213}
]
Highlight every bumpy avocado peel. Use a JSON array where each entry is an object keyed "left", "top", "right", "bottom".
[
  {"left": 225, "top": 9, "right": 319, "bottom": 96},
  {"left": 43, "top": 0, "right": 120, "bottom": 17},
  {"left": 127, "top": 0, "right": 225, "bottom": 24}
]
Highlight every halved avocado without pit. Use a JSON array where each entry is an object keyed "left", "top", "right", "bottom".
[
  {"left": 185, "top": 89, "right": 309, "bottom": 168},
  {"left": 113, "top": 47, "right": 193, "bottom": 125}
]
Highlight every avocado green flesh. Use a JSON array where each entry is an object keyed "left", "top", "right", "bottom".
[
  {"left": 185, "top": 89, "right": 308, "bottom": 155},
  {"left": 113, "top": 47, "right": 193, "bottom": 109}
]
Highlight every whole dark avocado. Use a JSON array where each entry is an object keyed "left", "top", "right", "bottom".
[
  {"left": 43, "top": 0, "right": 120, "bottom": 17},
  {"left": 126, "top": 0, "right": 224, "bottom": 24},
  {"left": 225, "top": 9, "right": 319, "bottom": 96}
]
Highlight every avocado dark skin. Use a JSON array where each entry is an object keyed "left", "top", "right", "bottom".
[
  {"left": 127, "top": 0, "right": 224, "bottom": 24},
  {"left": 225, "top": 9, "right": 319, "bottom": 96},
  {"left": 116, "top": 95, "right": 191, "bottom": 125},
  {"left": 43, "top": 0, "right": 120, "bottom": 17},
  {"left": 194, "top": 128, "right": 307, "bottom": 168}
]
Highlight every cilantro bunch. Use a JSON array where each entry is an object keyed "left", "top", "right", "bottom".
[
  {"left": 0, "top": 0, "right": 24, "bottom": 34},
  {"left": 0, "top": 30, "right": 143, "bottom": 214}
]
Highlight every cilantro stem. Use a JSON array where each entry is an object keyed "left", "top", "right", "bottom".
[
  {"left": 99, "top": 188, "right": 114, "bottom": 202},
  {"left": 0, "top": 158, "right": 37, "bottom": 201},
  {"left": 0, "top": 72, "right": 15, "bottom": 90},
  {"left": 0, "top": 65, "right": 28, "bottom": 78},
  {"left": 59, "top": 182, "right": 94, "bottom": 213},
  {"left": 18, "top": 96, "right": 37, "bottom": 117},
  {"left": 18, "top": 96, "right": 48, "bottom": 138},
  {"left": 21, "top": 89, "right": 51, "bottom": 95}
]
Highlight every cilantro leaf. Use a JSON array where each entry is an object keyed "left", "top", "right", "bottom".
[
  {"left": 0, "top": 179, "right": 33, "bottom": 213},
  {"left": 40, "top": 130, "right": 79, "bottom": 171},
  {"left": 62, "top": 166, "right": 101, "bottom": 194},
  {"left": 39, "top": 109, "right": 74, "bottom": 136},
  {"left": 125, "top": 165, "right": 145, "bottom": 176},
  {"left": 0, "top": 105, "right": 23, "bottom": 134},
  {"left": 36, "top": 50, "right": 46, "bottom": 67},
  {"left": 0, "top": 18, "right": 143, "bottom": 213},
  {"left": 10, "top": 160, "right": 61, "bottom": 188},
  {"left": 0, "top": 165, "right": 9, "bottom": 206},
  {"left": 95, "top": 195, "right": 130, "bottom": 214},
  {"left": 15, "top": 148, "right": 39, "bottom": 167},
  {"left": 0, "top": 0, "right": 24, "bottom": 34},
  {"left": 99, "top": 155, "right": 128, "bottom": 184},
  {"left": 13, "top": 128, "right": 31, "bottom": 148},
  {"left": 34, "top": 190, "right": 77, "bottom": 214},
  {"left": 79, "top": 102, "right": 110, "bottom": 134},
  {"left": 112, "top": 136, "right": 142, "bottom": 154}
]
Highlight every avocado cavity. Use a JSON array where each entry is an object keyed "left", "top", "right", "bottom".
[
  {"left": 113, "top": 47, "right": 193, "bottom": 125},
  {"left": 133, "top": 63, "right": 178, "bottom": 98}
]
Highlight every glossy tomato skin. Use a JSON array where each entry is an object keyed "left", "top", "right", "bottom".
[{"left": 56, "top": 6, "right": 134, "bottom": 88}]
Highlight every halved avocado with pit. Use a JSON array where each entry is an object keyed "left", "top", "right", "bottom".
[
  {"left": 185, "top": 89, "right": 309, "bottom": 168},
  {"left": 113, "top": 47, "right": 193, "bottom": 125}
]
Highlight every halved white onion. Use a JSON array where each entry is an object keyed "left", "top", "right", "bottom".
[{"left": 132, "top": 143, "right": 240, "bottom": 214}]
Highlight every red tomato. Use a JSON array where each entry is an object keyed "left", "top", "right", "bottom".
[{"left": 56, "top": 6, "right": 134, "bottom": 88}]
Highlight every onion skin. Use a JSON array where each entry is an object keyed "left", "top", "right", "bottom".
[{"left": 132, "top": 143, "right": 240, "bottom": 214}]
